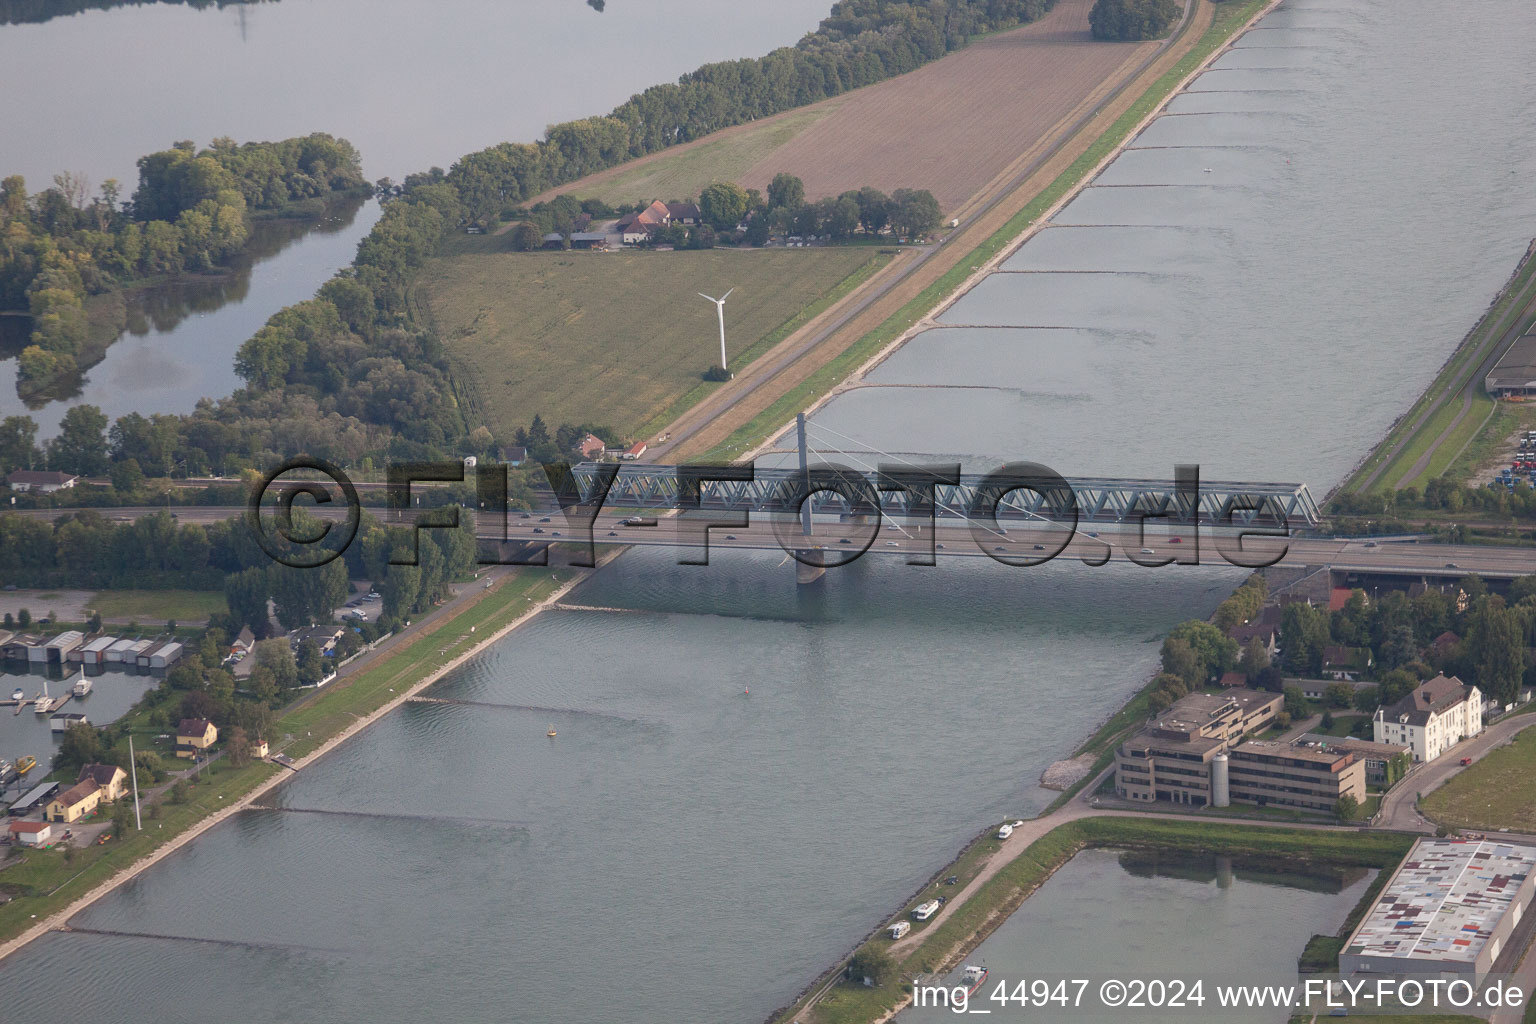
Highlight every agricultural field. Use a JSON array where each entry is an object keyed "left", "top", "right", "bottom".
[
  {"left": 1422, "top": 725, "right": 1536, "bottom": 832},
  {"left": 536, "top": 0, "right": 1156, "bottom": 213},
  {"left": 418, "top": 246, "right": 889, "bottom": 439}
]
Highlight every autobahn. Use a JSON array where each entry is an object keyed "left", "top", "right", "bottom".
[{"left": 24, "top": 504, "right": 1536, "bottom": 577}]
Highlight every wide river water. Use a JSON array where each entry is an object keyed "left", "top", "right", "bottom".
[{"left": 1, "top": 1, "right": 1536, "bottom": 1022}]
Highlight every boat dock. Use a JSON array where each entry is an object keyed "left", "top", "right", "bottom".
[{"left": 4, "top": 693, "right": 73, "bottom": 715}]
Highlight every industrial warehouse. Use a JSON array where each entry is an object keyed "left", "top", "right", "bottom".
[{"left": 1340, "top": 838, "right": 1536, "bottom": 977}]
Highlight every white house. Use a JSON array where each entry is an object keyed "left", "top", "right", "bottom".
[
  {"left": 1373, "top": 674, "right": 1483, "bottom": 762},
  {"left": 5, "top": 470, "right": 78, "bottom": 493}
]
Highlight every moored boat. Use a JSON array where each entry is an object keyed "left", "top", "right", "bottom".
[
  {"left": 72, "top": 674, "right": 92, "bottom": 697},
  {"left": 16, "top": 755, "right": 36, "bottom": 774}
]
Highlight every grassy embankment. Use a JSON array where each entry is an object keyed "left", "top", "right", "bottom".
[
  {"left": 0, "top": 566, "right": 573, "bottom": 943},
  {"left": 1336, "top": 243, "right": 1536, "bottom": 497},
  {"left": 1421, "top": 724, "right": 1536, "bottom": 832},
  {"left": 417, "top": 244, "right": 889, "bottom": 440},
  {"left": 787, "top": 819, "right": 1412, "bottom": 1024},
  {"left": 695, "top": 0, "right": 1267, "bottom": 463}
]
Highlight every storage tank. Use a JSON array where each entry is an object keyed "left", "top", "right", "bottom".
[{"left": 1211, "top": 753, "right": 1230, "bottom": 808}]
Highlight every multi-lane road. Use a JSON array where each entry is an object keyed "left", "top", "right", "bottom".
[{"left": 24, "top": 504, "right": 1536, "bottom": 577}]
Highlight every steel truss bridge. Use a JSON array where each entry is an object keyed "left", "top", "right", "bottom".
[{"left": 559, "top": 463, "right": 1322, "bottom": 530}]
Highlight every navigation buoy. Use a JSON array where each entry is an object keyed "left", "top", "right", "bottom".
[
  {"left": 547, "top": 726, "right": 557, "bottom": 738},
  {"left": 744, "top": 687, "right": 749, "bottom": 696}
]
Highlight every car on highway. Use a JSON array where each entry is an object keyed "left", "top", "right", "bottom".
[
  {"left": 1364, "top": 541, "right": 1378, "bottom": 548},
  {"left": 1032, "top": 544, "right": 1045, "bottom": 550},
  {"left": 539, "top": 516, "right": 551, "bottom": 523},
  {"left": 532, "top": 527, "right": 544, "bottom": 534},
  {"left": 1140, "top": 547, "right": 1155, "bottom": 555},
  {"left": 1445, "top": 562, "right": 1459, "bottom": 568},
  {"left": 885, "top": 541, "right": 899, "bottom": 547},
  {"left": 839, "top": 538, "right": 853, "bottom": 544},
  {"left": 608, "top": 531, "right": 619, "bottom": 536}
]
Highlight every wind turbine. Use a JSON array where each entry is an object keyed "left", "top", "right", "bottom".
[{"left": 698, "top": 288, "right": 734, "bottom": 371}]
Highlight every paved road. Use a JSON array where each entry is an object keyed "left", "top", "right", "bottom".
[
  {"left": 1376, "top": 713, "right": 1536, "bottom": 832},
  {"left": 1359, "top": 246, "right": 1536, "bottom": 492},
  {"left": 29, "top": 505, "right": 1536, "bottom": 579}
]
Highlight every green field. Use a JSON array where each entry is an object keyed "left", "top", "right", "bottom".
[
  {"left": 88, "top": 589, "right": 226, "bottom": 622},
  {"left": 554, "top": 107, "right": 832, "bottom": 208},
  {"left": 418, "top": 246, "right": 888, "bottom": 439},
  {"left": 1421, "top": 724, "right": 1536, "bottom": 831}
]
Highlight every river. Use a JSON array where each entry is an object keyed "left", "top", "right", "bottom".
[
  {"left": 1, "top": 0, "right": 1535, "bottom": 1022},
  {"left": 0, "top": 0, "right": 836, "bottom": 428}
]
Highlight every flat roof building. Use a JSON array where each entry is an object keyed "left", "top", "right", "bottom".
[
  {"left": 1486, "top": 330, "right": 1536, "bottom": 397},
  {"left": 1115, "top": 689, "right": 1282, "bottom": 807},
  {"left": 1227, "top": 740, "right": 1365, "bottom": 812},
  {"left": 1341, "top": 838, "right": 1536, "bottom": 977}
]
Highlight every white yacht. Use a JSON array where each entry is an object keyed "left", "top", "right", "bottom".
[
  {"left": 72, "top": 674, "right": 92, "bottom": 697},
  {"left": 9, "top": 687, "right": 22, "bottom": 701}
]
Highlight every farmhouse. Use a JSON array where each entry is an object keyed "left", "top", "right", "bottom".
[
  {"left": 1373, "top": 674, "right": 1483, "bottom": 762},
  {"left": 4, "top": 469, "right": 78, "bottom": 493},
  {"left": 576, "top": 433, "right": 605, "bottom": 460}
]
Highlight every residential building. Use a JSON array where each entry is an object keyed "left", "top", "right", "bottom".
[
  {"left": 5, "top": 469, "right": 78, "bottom": 493},
  {"left": 47, "top": 779, "right": 103, "bottom": 823},
  {"left": 1341, "top": 838, "right": 1536, "bottom": 976},
  {"left": 621, "top": 441, "right": 648, "bottom": 461},
  {"left": 176, "top": 717, "right": 219, "bottom": 758},
  {"left": 1294, "top": 677, "right": 1375, "bottom": 702},
  {"left": 1226, "top": 740, "right": 1365, "bottom": 812},
  {"left": 291, "top": 625, "right": 345, "bottom": 655},
  {"left": 1226, "top": 605, "right": 1280, "bottom": 653},
  {"left": 1321, "top": 644, "right": 1372, "bottom": 680},
  {"left": 1373, "top": 674, "right": 1483, "bottom": 762},
  {"left": 577, "top": 433, "right": 605, "bottom": 460},
  {"left": 1217, "top": 671, "right": 1247, "bottom": 688},
  {"left": 8, "top": 820, "right": 52, "bottom": 847},
  {"left": 1114, "top": 689, "right": 1282, "bottom": 806},
  {"left": 499, "top": 446, "right": 527, "bottom": 467},
  {"left": 76, "top": 763, "right": 128, "bottom": 802}
]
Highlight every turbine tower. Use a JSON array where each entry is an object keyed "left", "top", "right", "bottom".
[{"left": 698, "top": 288, "right": 734, "bottom": 371}]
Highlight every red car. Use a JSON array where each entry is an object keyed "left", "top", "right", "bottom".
[{"left": 1459, "top": 757, "right": 1473, "bottom": 766}]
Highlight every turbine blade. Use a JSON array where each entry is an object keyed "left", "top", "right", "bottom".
[
  {"left": 698, "top": 292, "right": 718, "bottom": 302},
  {"left": 721, "top": 288, "right": 734, "bottom": 301}
]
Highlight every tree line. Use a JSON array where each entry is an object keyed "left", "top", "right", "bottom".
[
  {"left": 2, "top": 2, "right": 1053, "bottom": 489},
  {"left": 1088, "top": 0, "right": 1180, "bottom": 41},
  {"left": 1, "top": 134, "right": 367, "bottom": 391},
  {"left": 434, "top": 0, "right": 1056, "bottom": 227},
  {"left": 1151, "top": 572, "right": 1536, "bottom": 726},
  {"left": 0, "top": 0, "right": 267, "bottom": 25}
]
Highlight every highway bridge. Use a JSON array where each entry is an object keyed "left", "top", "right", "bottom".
[{"left": 19, "top": 501, "right": 1536, "bottom": 582}]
